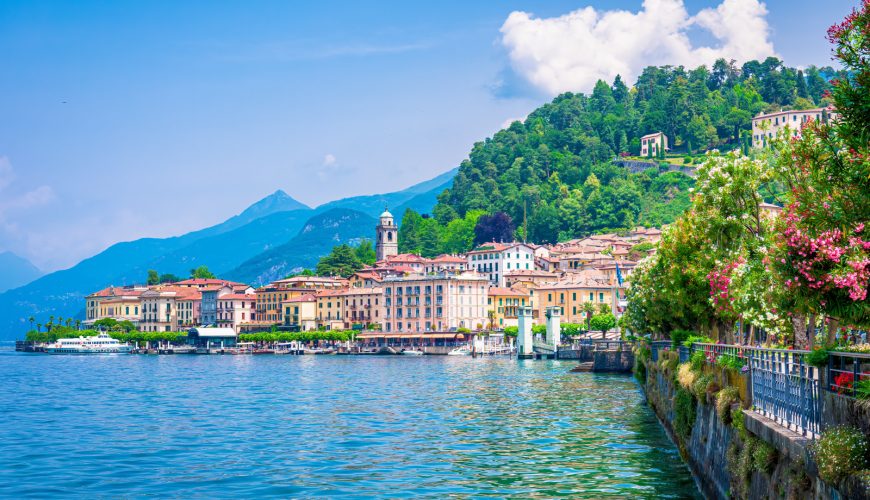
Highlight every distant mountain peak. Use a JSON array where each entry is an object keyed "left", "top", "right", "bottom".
[
  {"left": 245, "top": 190, "right": 309, "bottom": 214},
  {"left": 0, "top": 251, "right": 42, "bottom": 293}
]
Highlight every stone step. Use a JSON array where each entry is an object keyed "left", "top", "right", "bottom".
[{"left": 570, "top": 362, "right": 594, "bottom": 372}]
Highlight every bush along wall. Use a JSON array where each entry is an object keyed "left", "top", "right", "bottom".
[{"left": 636, "top": 348, "right": 870, "bottom": 499}]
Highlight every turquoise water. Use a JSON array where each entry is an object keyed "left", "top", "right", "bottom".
[{"left": 0, "top": 352, "right": 699, "bottom": 498}]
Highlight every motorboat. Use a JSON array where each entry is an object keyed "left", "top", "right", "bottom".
[{"left": 401, "top": 349, "right": 424, "bottom": 356}]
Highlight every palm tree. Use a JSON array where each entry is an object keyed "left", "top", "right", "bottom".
[
  {"left": 28, "top": 316, "right": 35, "bottom": 331},
  {"left": 48, "top": 315, "right": 55, "bottom": 332},
  {"left": 75, "top": 320, "right": 81, "bottom": 330},
  {"left": 36, "top": 323, "right": 42, "bottom": 333},
  {"left": 582, "top": 302, "right": 596, "bottom": 332},
  {"left": 66, "top": 319, "right": 72, "bottom": 328}
]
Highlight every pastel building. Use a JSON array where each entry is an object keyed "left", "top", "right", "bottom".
[
  {"left": 340, "top": 287, "right": 383, "bottom": 329},
  {"left": 382, "top": 272, "right": 488, "bottom": 332},
  {"left": 751, "top": 108, "right": 836, "bottom": 148},
  {"left": 282, "top": 294, "right": 317, "bottom": 331},
  {"left": 487, "top": 286, "right": 530, "bottom": 328},
  {"left": 467, "top": 242, "right": 536, "bottom": 287},
  {"left": 140, "top": 286, "right": 199, "bottom": 332},
  {"left": 84, "top": 286, "right": 148, "bottom": 327},
  {"left": 216, "top": 293, "right": 257, "bottom": 333},
  {"left": 640, "top": 132, "right": 668, "bottom": 157}
]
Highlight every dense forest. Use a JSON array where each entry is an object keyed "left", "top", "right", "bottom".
[{"left": 396, "top": 58, "right": 838, "bottom": 253}]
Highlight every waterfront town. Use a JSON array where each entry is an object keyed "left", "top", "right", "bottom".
[
  {"left": 6, "top": 2, "right": 870, "bottom": 497},
  {"left": 68, "top": 209, "right": 662, "bottom": 351}
]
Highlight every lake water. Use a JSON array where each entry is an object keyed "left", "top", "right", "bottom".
[{"left": 0, "top": 352, "right": 700, "bottom": 498}]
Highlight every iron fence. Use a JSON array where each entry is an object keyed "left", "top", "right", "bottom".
[
  {"left": 748, "top": 347, "right": 820, "bottom": 437},
  {"left": 827, "top": 351, "right": 870, "bottom": 398},
  {"left": 650, "top": 340, "right": 671, "bottom": 362}
]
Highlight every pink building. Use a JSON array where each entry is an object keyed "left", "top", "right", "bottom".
[
  {"left": 382, "top": 272, "right": 488, "bottom": 332},
  {"left": 216, "top": 293, "right": 257, "bottom": 333}
]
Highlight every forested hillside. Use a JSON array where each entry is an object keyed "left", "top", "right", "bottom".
[{"left": 398, "top": 58, "right": 838, "bottom": 252}]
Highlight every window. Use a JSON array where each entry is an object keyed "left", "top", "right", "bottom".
[
  {"left": 599, "top": 292, "right": 605, "bottom": 302},
  {"left": 572, "top": 293, "right": 576, "bottom": 301}
]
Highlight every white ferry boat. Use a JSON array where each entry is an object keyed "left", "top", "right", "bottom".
[{"left": 45, "top": 333, "right": 132, "bottom": 354}]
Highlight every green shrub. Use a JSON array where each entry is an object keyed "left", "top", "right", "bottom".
[
  {"left": 634, "top": 357, "right": 647, "bottom": 385},
  {"left": 674, "top": 388, "right": 697, "bottom": 440},
  {"left": 683, "top": 335, "right": 714, "bottom": 348},
  {"left": 753, "top": 441, "right": 778, "bottom": 474},
  {"left": 732, "top": 406, "right": 747, "bottom": 440},
  {"left": 690, "top": 349, "right": 706, "bottom": 371},
  {"left": 716, "top": 386, "right": 740, "bottom": 422},
  {"left": 806, "top": 347, "right": 830, "bottom": 368},
  {"left": 670, "top": 329, "right": 692, "bottom": 349},
  {"left": 716, "top": 354, "right": 746, "bottom": 371},
  {"left": 636, "top": 345, "right": 651, "bottom": 362},
  {"left": 738, "top": 437, "right": 758, "bottom": 480},
  {"left": 854, "top": 378, "right": 870, "bottom": 400},
  {"left": 813, "top": 426, "right": 869, "bottom": 484},
  {"left": 692, "top": 373, "right": 714, "bottom": 401}
]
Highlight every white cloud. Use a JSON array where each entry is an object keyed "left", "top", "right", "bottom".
[
  {"left": 323, "top": 153, "right": 337, "bottom": 167},
  {"left": 500, "top": 0, "right": 776, "bottom": 96}
]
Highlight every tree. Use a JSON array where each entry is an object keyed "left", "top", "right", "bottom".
[
  {"left": 398, "top": 209, "right": 423, "bottom": 253},
  {"left": 159, "top": 273, "right": 181, "bottom": 284},
  {"left": 315, "top": 244, "right": 364, "bottom": 277},
  {"left": 589, "top": 313, "right": 617, "bottom": 338},
  {"left": 354, "top": 240, "right": 376, "bottom": 265},
  {"left": 28, "top": 316, "right": 34, "bottom": 331},
  {"left": 473, "top": 212, "right": 515, "bottom": 245},
  {"left": 147, "top": 269, "right": 159, "bottom": 285},
  {"left": 190, "top": 266, "right": 215, "bottom": 279}
]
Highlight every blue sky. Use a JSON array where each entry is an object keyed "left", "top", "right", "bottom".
[{"left": 0, "top": 0, "right": 858, "bottom": 272}]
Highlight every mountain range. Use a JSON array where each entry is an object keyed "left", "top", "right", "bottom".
[
  {"left": 0, "top": 169, "right": 455, "bottom": 340},
  {"left": 0, "top": 252, "right": 42, "bottom": 294}
]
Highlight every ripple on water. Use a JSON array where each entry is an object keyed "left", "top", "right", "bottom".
[{"left": 0, "top": 354, "right": 700, "bottom": 498}]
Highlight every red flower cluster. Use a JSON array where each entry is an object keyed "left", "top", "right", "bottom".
[
  {"left": 707, "top": 258, "right": 744, "bottom": 315},
  {"left": 781, "top": 205, "right": 870, "bottom": 302}
]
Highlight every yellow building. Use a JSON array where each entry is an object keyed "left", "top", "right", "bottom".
[
  {"left": 84, "top": 286, "right": 148, "bottom": 327},
  {"left": 535, "top": 279, "right": 621, "bottom": 325},
  {"left": 316, "top": 290, "right": 346, "bottom": 330},
  {"left": 282, "top": 294, "right": 317, "bottom": 331},
  {"left": 487, "top": 287, "right": 530, "bottom": 328}
]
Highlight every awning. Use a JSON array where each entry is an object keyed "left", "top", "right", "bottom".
[{"left": 355, "top": 332, "right": 466, "bottom": 340}]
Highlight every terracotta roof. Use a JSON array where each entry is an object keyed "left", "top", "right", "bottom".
[
  {"left": 386, "top": 253, "right": 428, "bottom": 263},
  {"left": 431, "top": 254, "right": 467, "bottom": 263},
  {"left": 316, "top": 290, "right": 346, "bottom": 298},
  {"left": 283, "top": 294, "right": 316, "bottom": 303},
  {"left": 340, "top": 287, "right": 383, "bottom": 296},
  {"left": 220, "top": 293, "right": 256, "bottom": 300},
  {"left": 488, "top": 287, "right": 528, "bottom": 297}
]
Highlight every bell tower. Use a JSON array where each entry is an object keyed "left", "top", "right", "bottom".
[{"left": 375, "top": 207, "right": 398, "bottom": 261}]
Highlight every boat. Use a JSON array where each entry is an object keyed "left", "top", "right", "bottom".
[
  {"left": 252, "top": 348, "right": 275, "bottom": 355},
  {"left": 401, "top": 349, "right": 424, "bottom": 356},
  {"left": 447, "top": 346, "right": 471, "bottom": 356},
  {"left": 44, "top": 332, "right": 132, "bottom": 354}
]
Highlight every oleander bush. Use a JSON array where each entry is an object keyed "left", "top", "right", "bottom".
[
  {"left": 753, "top": 440, "right": 778, "bottom": 474},
  {"left": 674, "top": 387, "right": 697, "bottom": 440},
  {"left": 716, "top": 386, "right": 740, "bottom": 422},
  {"left": 813, "top": 426, "right": 869, "bottom": 484}
]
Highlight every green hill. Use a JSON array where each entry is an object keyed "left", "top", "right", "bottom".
[{"left": 429, "top": 60, "right": 835, "bottom": 244}]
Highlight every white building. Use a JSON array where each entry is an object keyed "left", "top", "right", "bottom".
[
  {"left": 751, "top": 108, "right": 836, "bottom": 148},
  {"left": 466, "top": 242, "right": 536, "bottom": 287},
  {"left": 640, "top": 132, "right": 668, "bottom": 157}
]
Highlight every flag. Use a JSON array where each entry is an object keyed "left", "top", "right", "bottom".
[{"left": 615, "top": 260, "right": 624, "bottom": 287}]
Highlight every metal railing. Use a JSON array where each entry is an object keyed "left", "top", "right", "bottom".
[
  {"left": 827, "top": 351, "right": 870, "bottom": 397},
  {"left": 650, "top": 340, "right": 671, "bottom": 362},
  {"left": 748, "top": 347, "right": 820, "bottom": 437}
]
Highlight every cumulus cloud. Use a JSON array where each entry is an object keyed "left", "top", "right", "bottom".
[
  {"left": 500, "top": 0, "right": 776, "bottom": 96},
  {"left": 323, "top": 153, "right": 337, "bottom": 167}
]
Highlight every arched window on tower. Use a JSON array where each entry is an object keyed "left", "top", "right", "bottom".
[{"left": 388, "top": 231, "right": 393, "bottom": 241}]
